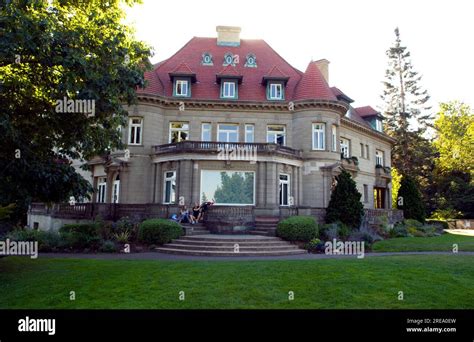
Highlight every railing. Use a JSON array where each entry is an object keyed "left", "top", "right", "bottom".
[
  {"left": 205, "top": 205, "right": 255, "bottom": 218},
  {"left": 154, "top": 141, "right": 303, "bottom": 158}
]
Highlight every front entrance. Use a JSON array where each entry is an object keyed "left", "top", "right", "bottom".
[{"left": 374, "top": 187, "right": 386, "bottom": 209}]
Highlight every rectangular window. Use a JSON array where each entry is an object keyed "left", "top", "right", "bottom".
[
  {"left": 222, "top": 81, "right": 236, "bottom": 98},
  {"left": 340, "top": 138, "right": 350, "bottom": 158},
  {"left": 376, "top": 150, "right": 384, "bottom": 166},
  {"left": 375, "top": 119, "right": 383, "bottom": 132},
  {"left": 363, "top": 184, "right": 368, "bottom": 203},
  {"left": 163, "top": 171, "right": 176, "bottom": 204},
  {"left": 279, "top": 174, "right": 290, "bottom": 206},
  {"left": 169, "top": 122, "right": 189, "bottom": 143},
  {"left": 175, "top": 79, "right": 189, "bottom": 97},
  {"left": 374, "top": 187, "right": 386, "bottom": 209},
  {"left": 360, "top": 143, "right": 364, "bottom": 158},
  {"left": 312, "top": 123, "right": 325, "bottom": 150},
  {"left": 269, "top": 83, "right": 283, "bottom": 100},
  {"left": 128, "top": 118, "right": 143, "bottom": 145},
  {"left": 366, "top": 145, "right": 370, "bottom": 160},
  {"left": 112, "top": 178, "right": 120, "bottom": 204},
  {"left": 97, "top": 177, "right": 107, "bottom": 203},
  {"left": 202, "top": 123, "right": 212, "bottom": 141},
  {"left": 332, "top": 125, "right": 337, "bottom": 151},
  {"left": 245, "top": 124, "right": 254, "bottom": 143},
  {"left": 201, "top": 170, "right": 255, "bottom": 205},
  {"left": 218, "top": 124, "right": 239, "bottom": 143},
  {"left": 267, "top": 125, "right": 286, "bottom": 146}
]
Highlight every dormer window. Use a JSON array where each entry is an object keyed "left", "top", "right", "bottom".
[
  {"left": 223, "top": 53, "right": 235, "bottom": 66},
  {"left": 202, "top": 52, "right": 213, "bottom": 66},
  {"left": 268, "top": 82, "right": 284, "bottom": 100},
  {"left": 221, "top": 80, "right": 237, "bottom": 99},
  {"left": 375, "top": 119, "right": 383, "bottom": 132},
  {"left": 245, "top": 53, "right": 257, "bottom": 68},
  {"left": 174, "top": 79, "right": 190, "bottom": 97}
]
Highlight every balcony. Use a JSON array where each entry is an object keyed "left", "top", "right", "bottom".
[{"left": 153, "top": 141, "right": 303, "bottom": 159}]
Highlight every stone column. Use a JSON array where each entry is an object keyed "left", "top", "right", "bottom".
[
  {"left": 192, "top": 161, "right": 200, "bottom": 204},
  {"left": 153, "top": 163, "right": 162, "bottom": 203},
  {"left": 265, "top": 162, "right": 277, "bottom": 208},
  {"left": 257, "top": 162, "right": 266, "bottom": 207}
]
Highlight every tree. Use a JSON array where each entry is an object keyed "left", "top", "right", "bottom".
[
  {"left": 396, "top": 176, "right": 426, "bottom": 222},
  {"left": 381, "top": 28, "right": 432, "bottom": 178},
  {"left": 0, "top": 0, "right": 152, "bottom": 222},
  {"left": 325, "top": 170, "right": 364, "bottom": 229},
  {"left": 431, "top": 101, "right": 474, "bottom": 218}
]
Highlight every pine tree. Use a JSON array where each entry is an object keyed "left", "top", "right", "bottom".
[
  {"left": 381, "top": 28, "right": 432, "bottom": 177},
  {"left": 325, "top": 170, "right": 364, "bottom": 229},
  {"left": 397, "top": 176, "right": 426, "bottom": 222}
]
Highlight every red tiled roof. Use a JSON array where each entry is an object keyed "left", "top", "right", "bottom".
[
  {"left": 217, "top": 64, "right": 241, "bottom": 76},
  {"left": 354, "top": 106, "right": 380, "bottom": 118},
  {"left": 331, "top": 86, "right": 354, "bottom": 103},
  {"left": 138, "top": 37, "right": 336, "bottom": 102},
  {"left": 293, "top": 61, "right": 336, "bottom": 101},
  {"left": 170, "top": 62, "right": 195, "bottom": 75},
  {"left": 265, "top": 65, "right": 288, "bottom": 78}
]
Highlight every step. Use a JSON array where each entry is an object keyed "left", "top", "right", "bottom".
[
  {"left": 179, "top": 235, "right": 281, "bottom": 242},
  {"left": 155, "top": 248, "right": 307, "bottom": 257},
  {"left": 171, "top": 239, "right": 289, "bottom": 247},
  {"left": 163, "top": 244, "right": 299, "bottom": 252},
  {"left": 249, "top": 230, "right": 273, "bottom": 236}
]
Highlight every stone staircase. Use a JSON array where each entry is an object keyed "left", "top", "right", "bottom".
[
  {"left": 155, "top": 234, "right": 306, "bottom": 257},
  {"left": 181, "top": 222, "right": 211, "bottom": 236},
  {"left": 249, "top": 216, "right": 280, "bottom": 236}
]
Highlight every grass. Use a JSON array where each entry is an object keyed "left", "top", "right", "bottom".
[
  {"left": 0, "top": 255, "right": 473, "bottom": 309},
  {"left": 373, "top": 232, "right": 474, "bottom": 252}
]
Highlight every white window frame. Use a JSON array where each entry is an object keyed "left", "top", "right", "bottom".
[
  {"left": 269, "top": 83, "right": 283, "bottom": 100},
  {"left": 128, "top": 117, "right": 143, "bottom": 145},
  {"left": 331, "top": 125, "right": 337, "bottom": 151},
  {"left": 222, "top": 81, "right": 236, "bottom": 98},
  {"left": 279, "top": 174, "right": 290, "bottom": 206},
  {"left": 169, "top": 122, "right": 189, "bottom": 143},
  {"left": 266, "top": 125, "right": 286, "bottom": 146},
  {"left": 201, "top": 123, "right": 212, "bottom": 141},
  {"left": 340, "top": 138, "right": 350, "bottom": 158},
  {"left": 175, "top": 79, "right": 189, "bottom": 97},
  {"left": 375, "top": 119, "right": 383, "bottom": 132},
  {"left": 245, "top": 124, "right": 254, "bottom": 143},
  {"left": 218, "top": 124, "right": 239, "bottom": 143},
  {"left": 112, "top": 177, "right": 120, "bottom": 204},
  {"left": 97, "top": 177, "right": 107, "bottom": 203},
  {"left": 163, "top": 171, "right": 177, "bottom": 204},
  {"left": 376, "top": 150, "right": 384, "bottom": 166},
  {"left": 312, "top": 123, "right": 326, "bottom": 150}
]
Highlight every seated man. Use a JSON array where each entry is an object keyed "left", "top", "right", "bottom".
[
  {"left": 191, "top": 202, "right": 202, "bottom": 223},
  {"left": 198, "top": 199, "right": 215, "bottom": 222},
  {"left": 178, "top": 206, "right": 193, "bottom": 224}
]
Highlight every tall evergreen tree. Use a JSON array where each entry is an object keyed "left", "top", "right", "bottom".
[
  {"left": 325, "top": 170, "right": 364, "bottom": 229},
  {"left": 397, "top": 176, "right": 426, "bottom": 222},
  {"left": 381, "top": 28, "right": 432, "bottom": 178}
]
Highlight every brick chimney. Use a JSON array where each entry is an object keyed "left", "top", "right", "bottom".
[
  {"left": 315, "top": 59, "right": 330, "bottom": 83},
  {"left": 216, "top": 26, "right": 241, "bottom": 47}
]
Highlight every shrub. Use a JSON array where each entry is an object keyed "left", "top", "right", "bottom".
[
  {"left": 425, "top": 219, "right": 449, "bottom": 230},
  {"left": 319, "top": 223, "right": 338, "bottom": 240},
  {"left": 115, "top": 217, "right": 135, "bottom": 234},
  {"left": 99, "top": 240, "right": 118, "bottom": 253},
  {"left": 397, "top": 176, "right": 426, "bottom": 222},
  {"left": 112, "top": 231, "right": 131, "bottom": 243},
  {"left": 59, "top": 223, "right": 101, "bottom": 250},
  {"left": 325, "top": 170, "right": 364, "bottom": 229},
  {"left": 138, "top": 219, "right": 183, "bottom": 245},
  {"left": 337, "top": 223, "right": 351, "bottom": 240},
  {"left": 392, "top": 223, "right": 409, "bottom": 237},
  {"left": 276, "top": 216, "right": 318, "bottom": 242},
  {"left": 7, "top": 229, "right": 61, "bottom": 252},
  {"left": 305, "top": 238, "right": 324, "bottom": 253}
]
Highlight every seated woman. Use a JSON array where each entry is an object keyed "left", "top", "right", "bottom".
[
  {"left": 178, "top": 206, "right": 193, "bottom": 224},
  {"left": 191, "top": 202, "right": 202, "bottom": 223}
]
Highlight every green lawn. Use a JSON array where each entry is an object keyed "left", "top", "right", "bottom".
[
  {"left": 1, "top": 255, "right": 473, "bottom": 309},
  {"left": 373, "top": 232, "right": 474, "bottom": 252}
]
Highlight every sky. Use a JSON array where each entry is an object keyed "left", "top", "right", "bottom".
[{"left": 125, "top": 0, "right": 474, "bottom": 111}]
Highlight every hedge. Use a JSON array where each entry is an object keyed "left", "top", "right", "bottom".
[
  {"left": 138, "top": 219, "right": 183, "bottom": 245},
  {"left": 276, "top": 216, "right": 318, "bottom": 242}
]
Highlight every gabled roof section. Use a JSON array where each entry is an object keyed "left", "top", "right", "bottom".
[
  {"left": 293, "top": 61, "right": 337, "bottom": 101},
  {"left": 354, "top": 106, "right": 382, "bottom": 118},
  {"left": 262, "top": 65, "right": 290, "bottom": 85},
  {"left": 331, "top": 86, "right": 354, "bottom": 103},
  {"left": 168, "top": 62, "right": 197, "bottom": 82}
]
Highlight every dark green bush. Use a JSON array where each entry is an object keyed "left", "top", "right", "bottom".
[
  {"left": 99, "top": 240, "right": 118, "bottom": 253},
  {"left": 397, "top": 176, "right": 426, "bottom": 222},
  {"left": 392, "top": 223, "right": 409, "bottom": 237},
  {"left": 7, "top": 229, "right": 60, "bottom": 252},
  {"left": 59, "top": 223, "right": 101, "bottom": 250},
  {"left": 276, "top": 216, "right": 318, "bottom": 242},
  {"left": 138, "top": 219, "right": 183, "bottom": 245},
  {"left": 304, "top": 238, "right": 324, "bottom": 253},
  {"left": 59, "top": 223, "right": 99, "bottom": 236}
]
